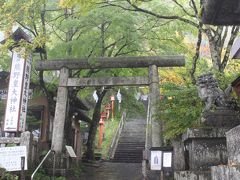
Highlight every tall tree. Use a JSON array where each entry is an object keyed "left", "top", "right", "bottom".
[{"left": 103, "top": 0, "right": 240, "bottom": 83}]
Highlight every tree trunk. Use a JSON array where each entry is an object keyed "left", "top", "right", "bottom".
[
  {"left": 207, "top": 37, "right": 222, "bottom": 71},
  {"left": 85, "top": 89, "right": 107, "bottom": 160}
]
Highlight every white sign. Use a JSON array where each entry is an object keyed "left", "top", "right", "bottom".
[
  {"left": 163, "top": 152, "right": 172, "bottom": 167},
  {"left": 150, "top": 150, "right": 162, "bottom": 170},
  {"left": 0, "top": 90, "right": 7, "bottom": 100},
  {"left": 19, "top": 54, "right": 32, "bottom": 131},
  {"left": 66, "top": 145, "right": 77, "bottom": 158},
  {"left": 4, "top": 49, "right": 32, "bottom": 132},
  {"left": 4, "top": 51, "right": 26, "bottom": 132},
  {"left": 0, "top": 146, "right": 27, "bottom": 171}
]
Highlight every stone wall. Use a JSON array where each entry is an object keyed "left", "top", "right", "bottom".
[{"left": 174, "top": 171, "right": 211, "bottom": 180}]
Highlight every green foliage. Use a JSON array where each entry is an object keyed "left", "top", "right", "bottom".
[
  {"left": 159, "top": 82, "right": 203, "bottom": 139},
  {"left": 121, "top": 87, "right": 146, "bottom": 117},
  {"left": 0, "top": 168, "right": 19, "bottom": 180},
  {"left": 69, "top": 166, "right": 83, "bottom": 177},
  {"left": 33, "top": 168, "right": 66, "bottom": 180}
]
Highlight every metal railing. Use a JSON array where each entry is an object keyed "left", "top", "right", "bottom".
[
  {"left": 108, "top": 111, "right": 127, "bottom": 159},
  {"left": 31, "top": 149, "right": 55, "bottom": 180},
  {"left": 142, "top": 98, "right": 151, "bottom": 179}
]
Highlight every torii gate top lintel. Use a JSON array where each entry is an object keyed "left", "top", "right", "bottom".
[{"left": 36, "top": 55, "right": 185, "bottom": 71}]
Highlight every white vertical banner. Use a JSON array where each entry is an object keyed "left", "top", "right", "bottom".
[
  {"left": 19, "top": 54, "right": 32, "bottom": 131},
  {"left": 4, "top": 49, "right": 31, "bottom": 132}
]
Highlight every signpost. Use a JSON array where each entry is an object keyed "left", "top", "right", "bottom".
[
  {"left": 19, "top": 54, "right": 32, "bottom": 131},
  {"left": 4, "top": 50, "right": 26, "bottom": 132},
  {"left": 3, "top": 28, "right": 32, "bottom": 132},
  {"left": 65, "top": 145, "right": 77, "bottom": 158},
  {"left": 0, "top": 146, "right": 27, "bottom": 171}
]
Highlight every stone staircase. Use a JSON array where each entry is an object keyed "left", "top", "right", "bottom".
[{"left": 112, "top": 118, "right": 146, "bottom": 163}]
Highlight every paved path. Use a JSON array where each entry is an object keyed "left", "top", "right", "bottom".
[{"left": 69, "top": 161, "right": 142, "bottom": 180}]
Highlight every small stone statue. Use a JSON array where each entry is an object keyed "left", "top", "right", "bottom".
[{"left": 196, "top": 73, "right": 238, "bottom": 112}]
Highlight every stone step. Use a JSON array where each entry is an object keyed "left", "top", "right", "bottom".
[
  {"left": 123, "top": 125, "right": 146, "bottom": 127},
  {"left": 116, "top": 144, "right": 144, "bottom": 146},
  {"left": 116, "top": 148, "right": 144, "bottom": 151},
  {"left": 117, "top": 144, "right": 144, "bottom": 147},
  {"left": 122, "top": 131, "right": 145, "bottom": 134},
  {"left": 111, "top": 159, "right": 142, "bottom": 163},
  {"left": 116, "top": 146, "right": 144, "bottom": 148},
  {"left": 119, "top": 135, "right": 145, "bottom": 138},
  {"left": 114, "top": 155, "right": 142, "bottom": 158},
  {"left": 118, "top": 139, "right": 144, "bottom": 142},
  {"left": 120, "top": 133, "right": 145, "bottom": 137},
  {"left": 118, "top": 139, "right": 145, "bottom": 145},
  {"left": 114, "top": 153, "right": 142, "bottom": 156}
]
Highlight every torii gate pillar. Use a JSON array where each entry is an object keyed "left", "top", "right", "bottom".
[
  {"left": 149, "top": 65, "right": 162, "bottom": 147},
  {"left": 51, "top": 67, "right": 69, "bottom": 155}
]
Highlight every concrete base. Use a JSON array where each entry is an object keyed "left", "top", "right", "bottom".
[
  {"left": 211, "top": 165, "right": 240, "bottom": 180},
  {"left": 174, "top": 171, "right": 211, "bottom": 180}
]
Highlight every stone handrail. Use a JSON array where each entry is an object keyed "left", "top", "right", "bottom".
[{"left": 108, "top": 111, "right": 127, "bottom": 159}]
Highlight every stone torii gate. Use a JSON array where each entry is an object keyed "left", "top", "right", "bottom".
[{"left": 35, "top": 56, "right": 185, "bottom": 157}]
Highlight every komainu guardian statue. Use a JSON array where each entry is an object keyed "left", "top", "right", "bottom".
[
  {"left": 197, "top": 73, "right": 238, "bottom": 112},
  {"left": 196, "top": 73, "right": 240, "bottom": 127}
]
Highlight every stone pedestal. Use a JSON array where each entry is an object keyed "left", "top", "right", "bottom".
[
  {"left": 202, "top": 110, "right": 240, "bottom": 128},
  {"left": 211, "top": 125, "right": 240, "bottom": 180},
  {"left": 174, "top": 128, "right": 230, "bottom": 180},
  {"left": 183, "top": 128, "right": 228, "bottom": 171}
]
